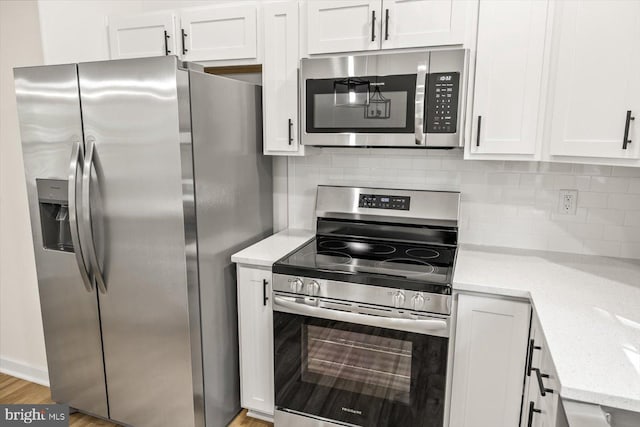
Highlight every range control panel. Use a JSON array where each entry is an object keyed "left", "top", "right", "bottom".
[
  {"left": 358, "top": 194, "right": 411, "bottom": 210},
  {"left": 425, "top": 72, "right": 460, "bottom": 134}
]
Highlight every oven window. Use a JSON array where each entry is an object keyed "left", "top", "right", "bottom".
[
  {"left": 274, "top": 311, "right": 448, "bottom": 427},
  {"left": 306, "top": 74, "right": 416, "bottom": 133},
  {"left": 303, "top": 325, "right": 412, "bottom": 404}
]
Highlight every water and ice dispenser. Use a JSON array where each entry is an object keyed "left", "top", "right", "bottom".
[{"left": 37, "top": 179, "right": 74, "bottom": 252}]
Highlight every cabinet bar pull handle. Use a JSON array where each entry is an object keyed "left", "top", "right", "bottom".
[
  {"left": 181, "top": 29, "right": 188, "bottom": 55},
  {"left": 476, "top": 116, "right": 482, "bottom": 147},
  {"left": 164, "top": 30, "right": 171, "bottom": 55},
  {"left": 623, "top": 110, "right": 635, "bottom": 149},
  {"left": 384, "top": 9, "right": 390, "bottom": 40},
  {"left": 371, "top": 11, "right": 376, "bottom": 42},
  {"left": 527, "top": 401, "right": 542, "bottom": 427},
  {"left": 263, "top": 279, "right": 269, "bottom": 306},
  {"left": 527, "top": 339, "right": 542, "bottom": 376},
  {"left": 288, "top": 118, "right": 293, "bottom": 145},
  {"left": 533, "top": 367, "right": 553, "bottom": 396}
]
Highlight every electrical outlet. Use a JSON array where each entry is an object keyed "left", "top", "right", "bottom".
[{"left": 558, "top": 189, "right": 578, "bottom": 215}]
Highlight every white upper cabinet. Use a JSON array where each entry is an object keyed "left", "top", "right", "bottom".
[
  {"left": 380, "top": 0, "right": 467, "bottom": 49},
  {"left": 108, "top": 12, "right": 176, "bottom": 59},
  {"left": 263, "top": 1, "right": 302, "bottom": 155},
  {"left": 548, "top": 0, "right": 640, "bottom": 160},
  {"left": 467, "top": 0, "right": 549, "bottom": 158},
  {"left": 179, "top": 3, "right": 258, "bottom": 62},
  {"left": 306, "top": 0, "right": 380, "bottom": 55},
  {"left": 306, "top": 0, "right": 468, "bottom": 55},
  {"left": 449, "top": 294, "right": 531, "bottom": 427}
]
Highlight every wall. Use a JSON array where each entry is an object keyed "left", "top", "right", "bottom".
[
  {"left": 288, "top": 149, "right": 640, "bottom": 259},
  {"left": 0, "top": 0, "right": 48, "bottom": 384}
]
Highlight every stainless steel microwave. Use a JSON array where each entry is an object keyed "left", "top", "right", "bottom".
[{"left": 301, "top": 49, "right": 469, "bottom": 148}]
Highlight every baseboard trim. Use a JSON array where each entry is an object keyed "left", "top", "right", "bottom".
[{"left": 0, "top": 357, "right": 49, "bottom": 386}]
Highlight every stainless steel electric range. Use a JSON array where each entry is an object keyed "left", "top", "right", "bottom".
[{"left": 272, "top": 185, "right": 460, "bottom": 427}]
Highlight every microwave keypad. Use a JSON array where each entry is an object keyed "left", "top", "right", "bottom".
[
  {"left": 358, "top": 194, "right": 410, "bottom": 210},
  {"left": 425, "top": 72, "right": 460, "bottom": 134}
]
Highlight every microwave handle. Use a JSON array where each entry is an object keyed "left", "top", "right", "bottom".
[
  {"left": 274, "top": 295, "right": 449, "bottom": 337},
  {"left": 414, "top": 65, "right": 427, "bottom": 145}
]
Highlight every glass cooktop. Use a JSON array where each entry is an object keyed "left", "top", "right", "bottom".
[{"left": 273, "top": 236, "right": 455, "bottom": 294}]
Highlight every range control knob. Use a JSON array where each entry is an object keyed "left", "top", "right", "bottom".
[
  {"left": 289, "top": 278, "right": 304, "bottom": 293},
  {"left": 392, "top": 291, "right": 406, "bottom": 308},
  {"left": 307, "top": 280, "right": 320, "bottom": 296},
  {"left": 412, "top": 293, "right": 426, "bottom": 310}
]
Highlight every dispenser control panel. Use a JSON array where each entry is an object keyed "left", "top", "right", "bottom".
[{"left": 359, "top": 194, "right": 410, "bottom": 210}]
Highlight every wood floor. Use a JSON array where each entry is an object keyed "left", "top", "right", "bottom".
[{"left": 0, "top": 373, "right": 272, "bottom": 427}]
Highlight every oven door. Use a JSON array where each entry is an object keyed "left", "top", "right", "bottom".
[{"left": 273, "top": 295, "right": 449, "bottom": 427}]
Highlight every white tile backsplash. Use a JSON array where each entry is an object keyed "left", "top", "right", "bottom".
[{"left": 287, "top": 149, "right": 640, "bottom": 260}]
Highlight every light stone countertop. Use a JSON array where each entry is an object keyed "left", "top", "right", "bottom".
[
  {"left": 231, "top": 229, "right": 314, "bottom": 268},
  {"left": 454, "top": 245, "right": 640, "bottom": 413}
]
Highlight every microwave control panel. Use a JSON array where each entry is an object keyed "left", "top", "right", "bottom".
[
  {"left": 358, "top": 194, "right": 410, "bottom": 210},
  {"left": 425, "top": 72, "right": 460, "bottom": 134}
]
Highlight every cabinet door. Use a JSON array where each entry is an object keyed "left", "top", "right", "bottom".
[
  {"left": 237, "top": 265, "right": 274, "bottom": 416},
  {"left": 263, "top": 1, "right": 301, "bottom": 155},
  {"left": 548, "top": 1, "right": 640, "bottom": 159},
  {"left": 381, "top": 0, "right": 467, "bottom": 49},
  {"left": 469, "top": 0, "right": 548, "bottom": 157},
  {"left": 449, "top": 294, "right": 531, "bottom": 427},
  {"left": 179, "top": 3, "right": 258, "bottom": 62},
  {"left": 307, "top": 0, "right": 380, "bottom": 54},
  {"left": 108, "top": 12, "right": 175, "bottom": 59}
]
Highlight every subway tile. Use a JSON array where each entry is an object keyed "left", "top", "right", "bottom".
[
  {"left": 487, "top": 172, "right": 520, "bottom": 187},
  {"left": 611, "top": 167, "right": 640, "bottom": 178},
  {"left": 624, "top": 211, "right": 640, "bottom": 227},
  {"left": 331, "top": 155, "right": 360, "bottom": 168},
  {"left": 608, "top": 193, "right": 640, "bottom": 210},
  {"left": 589, "top": 176, "right": 630, "bottom": 193},
  {"left": 586, "top": 208, "right": 626, "bottom": 225},
  {"left": 503, "top": 161, "right": 540, "bottom": 173},
  {"left": 578, "top": 192, "right": 609, "bottom": 209},
  {"left": 628, "top": 179, "right": 640, "bottom": 194},
  {"left": 567, "top": 223, "right": 604, "bottom": 240},
  {"left": 517, "top": 206, "right": 550, "bottom": 220},
  {"left": 603, "top": 225, "right": 640, "bottom": 242},
  {"left": 501, "top": 188, "right": 536, "bottom": 205},
  {"left": 537, "top": 162, "right": 573, "bottom": 174},
  {"left": 581, "top": 240, "right": 621, "bottom": 257},
  {"left": 553, "top": 175, "right": 577, "bottom": 189},
  {"left": 572, "top": 164, "right": 612, "bottom": 176},
  {"left": 547, "top": 233, "right": 584, "bottom": 254},
  {"left": 620, "top": 242, "right": 640, "bottom": 260},
  {"left": 411, "top": 157, "right": 442, "bottom": 170},
  {"left": 441, "top": 158, "right": 476, "bottom": 171},
  {"left": 575, "top": 176, "right": 591, "bottom": 191},
  {"left": 551, "top": 207, "right": 588, "bottom": 223}
]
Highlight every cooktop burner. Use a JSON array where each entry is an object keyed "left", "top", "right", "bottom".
[{"left": 273, "top": 236, "right": 455, "bottom": 293}]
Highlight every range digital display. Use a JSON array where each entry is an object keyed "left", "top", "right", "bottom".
[{"left": 358, "top": 194, "right": 410, "bottom": 210}]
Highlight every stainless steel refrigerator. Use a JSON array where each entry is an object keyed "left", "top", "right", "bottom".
[{"left": 14, "top": 56, "right": 273, "bottom": 427}]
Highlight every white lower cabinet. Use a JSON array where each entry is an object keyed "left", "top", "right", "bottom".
[
  {"left": 449, "top": 294, "right": 531, "bottom": 427},
  {"left": 237, "top": 265, "right": 274, "bottom": 418},
  {"left": 521, "top": 312, "right": 561, "bottom": 427}
]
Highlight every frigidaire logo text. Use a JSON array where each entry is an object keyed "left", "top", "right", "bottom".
[{"left": 341, "top": 407, "right": 363, "bottom": 415}]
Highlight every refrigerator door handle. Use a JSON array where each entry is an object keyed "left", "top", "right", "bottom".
[
  {"left": 68, "top": 138, "right": 93, "bottom": 292},
  {"left": 81, "top": 137, "right": 107, "bottom": 294}
]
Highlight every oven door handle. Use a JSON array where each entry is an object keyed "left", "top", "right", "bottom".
[{"left": 274, "top": 296, "right": 449, "bottom": 337}]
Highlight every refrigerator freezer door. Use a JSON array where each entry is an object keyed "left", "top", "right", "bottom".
[
  {"left": 77, "top": 57, "right": 202, "bottom": 427},
  {"left": 14, "top": 64, "right": 108, "bottom": 417},
  {"left": 189, "top": 70, "right": 273, "bottom": 426}
]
